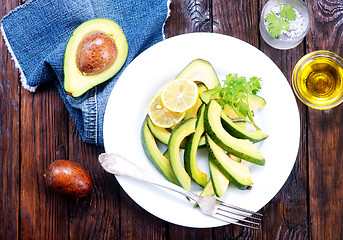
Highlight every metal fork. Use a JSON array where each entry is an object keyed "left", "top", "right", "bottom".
[{"left": 98, "top": 153, "right": 262, "bottom": 229}]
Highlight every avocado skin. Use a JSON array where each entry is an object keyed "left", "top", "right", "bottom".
[{"left": 64, "top": 18, "right": 128, "bottom": 97}]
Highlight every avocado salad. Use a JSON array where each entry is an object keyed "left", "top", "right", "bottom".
[{"left": 141, "top": 59, "right": 268, "bottom": 199}]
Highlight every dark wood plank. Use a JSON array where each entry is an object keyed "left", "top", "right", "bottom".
[
  {"left": 213, "top": 0, "right": 260, "bottom": 47},
  {"left": 3, "top": 0, "right": 343, "bottom": 238},
  {"left": 119, "top": 189, "right": 166, "bottom": 240},
  {"left": 307, "top": 2, "right": 343, "bottom": 239},
  {"left": 0, "top": 1, "right": 20, "bottom": 239},
  {"left": 67, "top": 129, "right": 121, "bottom": 240},
  {"left": 258, "top": 0, "right": 310, "bottom": 238},
  {"left": 212, "top": 0, "right": 262, "bottom": 238},
  {"left": 164, "top": 0, "right": 212, "bottom": 36},
  {"left": 19, "top": 82, "right": 70, "bottom": 239}
]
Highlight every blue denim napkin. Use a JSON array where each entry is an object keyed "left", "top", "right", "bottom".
[{"left": 1, "top": 0, "right": 169, "bottom": 146}]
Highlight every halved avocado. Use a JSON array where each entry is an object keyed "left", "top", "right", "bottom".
[
  {"left": 175, "top": 59, "right": 220, "bottom": 90},
  {"left": 64, "top": 18, "right": 128, "bottom": 97},
  {"left": 204, "top": 100, "right": 265, "bottom": 166}
]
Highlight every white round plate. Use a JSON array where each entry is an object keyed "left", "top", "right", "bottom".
[{"left": 103, "top": 33, "right": 300, "bottom": 228}]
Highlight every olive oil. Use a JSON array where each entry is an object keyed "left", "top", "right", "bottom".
[{"left": 292, "top": 51, "right": 343, "bottom": 109}]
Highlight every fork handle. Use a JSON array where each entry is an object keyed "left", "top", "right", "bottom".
[{"left": 99, "top": 153, "right": 200, "bottom": 202}]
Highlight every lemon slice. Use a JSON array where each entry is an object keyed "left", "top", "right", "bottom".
[
  {"left": 147, "top": 92, "right": 185, "bottom": 128},
  {"left": 161, "top": 78, "right": 199, "bottom": 112}
]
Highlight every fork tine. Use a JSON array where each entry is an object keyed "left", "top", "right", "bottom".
[
  {"left": 216, "top": 209, "right": 259, "bottom": 225},
  {"left": 214, "top": 213, "right": 260, "bottom": 230},
  {"left": 214, "top": 200, "right": 262, "bottom": 229},
  {"left": 218, "top": 201, "right": 263, "bottom": 216},
  {"left": 217, "top": 204, "right": 262, "bottom": 221}
]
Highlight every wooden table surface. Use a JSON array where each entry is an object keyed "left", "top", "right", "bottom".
[{"left": 1, "top": 0, "right": 343, "bottom": 239}]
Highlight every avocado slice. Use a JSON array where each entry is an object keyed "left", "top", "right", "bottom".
[
  {"left": 208, "top": 154, "right": 229, "bottom": 197},
  {"left": 221, "top": 112, "right": 269, "bottom": 143},
  {"left": 204, "top": 100, "right": 265, "bottom": 166},
  {"left": 206, "top": 135, "right": 253, "bottom": 190},
  {"left": 168, "top": 118, "right": 197, "bottom": 191},
  {"left": 200, "top": 89, "right": 266, "bottom": 119},
  {"left": 193, "top": 180, "right": 215, "bottom": 208},
  {"left": 64, "top": 18, "right": 128, "bottom": 97},
  {"left": 184, "top": 84, "right": 207, "bottom": 120},
  {"left": 147, "top": 115, "right": 171, "bottom": 145},
  {"left": 184, "top": 105, "right": 207, "bottom": 187},
  {"left": 175, "top": 59, "right": 220, "bottom": 90},
  {"left": 141, "top": 118, "right": 178, "bottom": 185},
  {"left": 147, "top": 115, "right": 206, "bottom": 148}
]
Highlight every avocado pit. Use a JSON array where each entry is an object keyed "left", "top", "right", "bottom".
[{"left": 76, "top": 31, "right": 117, "bottom": 75}]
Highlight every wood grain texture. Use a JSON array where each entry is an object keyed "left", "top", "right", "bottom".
[
  {"left": 19, "top": 83, "right": 70, "bottom": 239},
  {"left": 68, "top": 124, "right": 121, "bottom": 240},
  {"left": 213, "top": 0, "right": 260, "bottom": 47},
  {"left": 306, "top": 1, "right": 343, "bottom": 239},
  {"left": 1, "top": 0, "right": 343, "bottom": 239},
  {"left": 258, "top": 1, "right": 310, "bottom": 239},
  {"left": 0, "top": 1, "right": 20, "bottom": 239},
  {"left": 164, "top": 0, "right": 212, "bottom": 36},
  {"left": 307, "top": 0, "right": 343, "bottom": 54}
]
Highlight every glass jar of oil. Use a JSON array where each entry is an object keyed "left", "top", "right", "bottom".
[{"left": 292, "top": 50, "right": 343, "bottom": 109}]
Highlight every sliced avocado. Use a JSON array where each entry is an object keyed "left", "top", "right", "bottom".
[
  {"left": 208, "top": 154, "right": 229, "bottom": 197},
  {"left": 199, "top": 87, "right": 218, "bottom": 104},
  {"left": 248, "top": 94, "right": 266, "bottom": 110},
  {"left": 206, "top": 135, "right": 253, "bottom": 190},
  {"left": 64, "top": 18, "right": 128, "bottom": 97},
  {"left": 168, "top": 118, "right": 197, "bottom": 191},
  {"left": 184, "top": 84, "right": 207, "bottom": 120},
  {"left": 141, "top": 118, "right": 178, "bottom": 184},
  {"left": 147, "top": 115, "right": 171, "bottom": 145},
  {"left": 221, "top": 112, "right": 268, "bottom": 143},
  {"left": 147, "top": 115, "right": 206, "bottom": 148},
  {"left": 222, "top": 94, "right": 266, "bottom": 119},
  {"left": 193, "top": 180, "right": 215, "bottom": 208},
  {"left": 200, "top": 89, "right": 266, "bottom": 120},
  {"left": 184, "top": 105, "right": 207, "bottom": 187},
  {"left": 233, "top": 120, "right": 247, "bottom": 130},
  {"left": 175, "top": 59, "right": 220, "bottom": 90},
  {"left": 200, "top": 89, "right": 265, "bottom": 107},
  {"left": 227, "top": 153, "right": 242, "bottom": 163},
  {"left": 204, "top": 100, "right": 265, "bottom": 166}
]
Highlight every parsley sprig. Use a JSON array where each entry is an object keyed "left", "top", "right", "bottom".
[
  {"left": 265, "top": 2, "right": 296, "bottom": 38},
  {"left": 212, "top": 74, "right": 262, "bottom": 130}
]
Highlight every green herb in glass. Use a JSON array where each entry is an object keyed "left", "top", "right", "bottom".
[{"left": 265, "top": 2, "right": 296, "bottom": 38}]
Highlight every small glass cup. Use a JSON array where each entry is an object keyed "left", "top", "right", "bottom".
[
  {"left": 292, "top": 50, "right": 343, "bottom": 110},
  {"left": 260, "top": 0, "right": 311, "bottom": 50}
]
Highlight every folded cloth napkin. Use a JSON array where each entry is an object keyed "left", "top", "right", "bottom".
[{"left": 1, "top": 0, "right": 170, "bottom": 146}]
